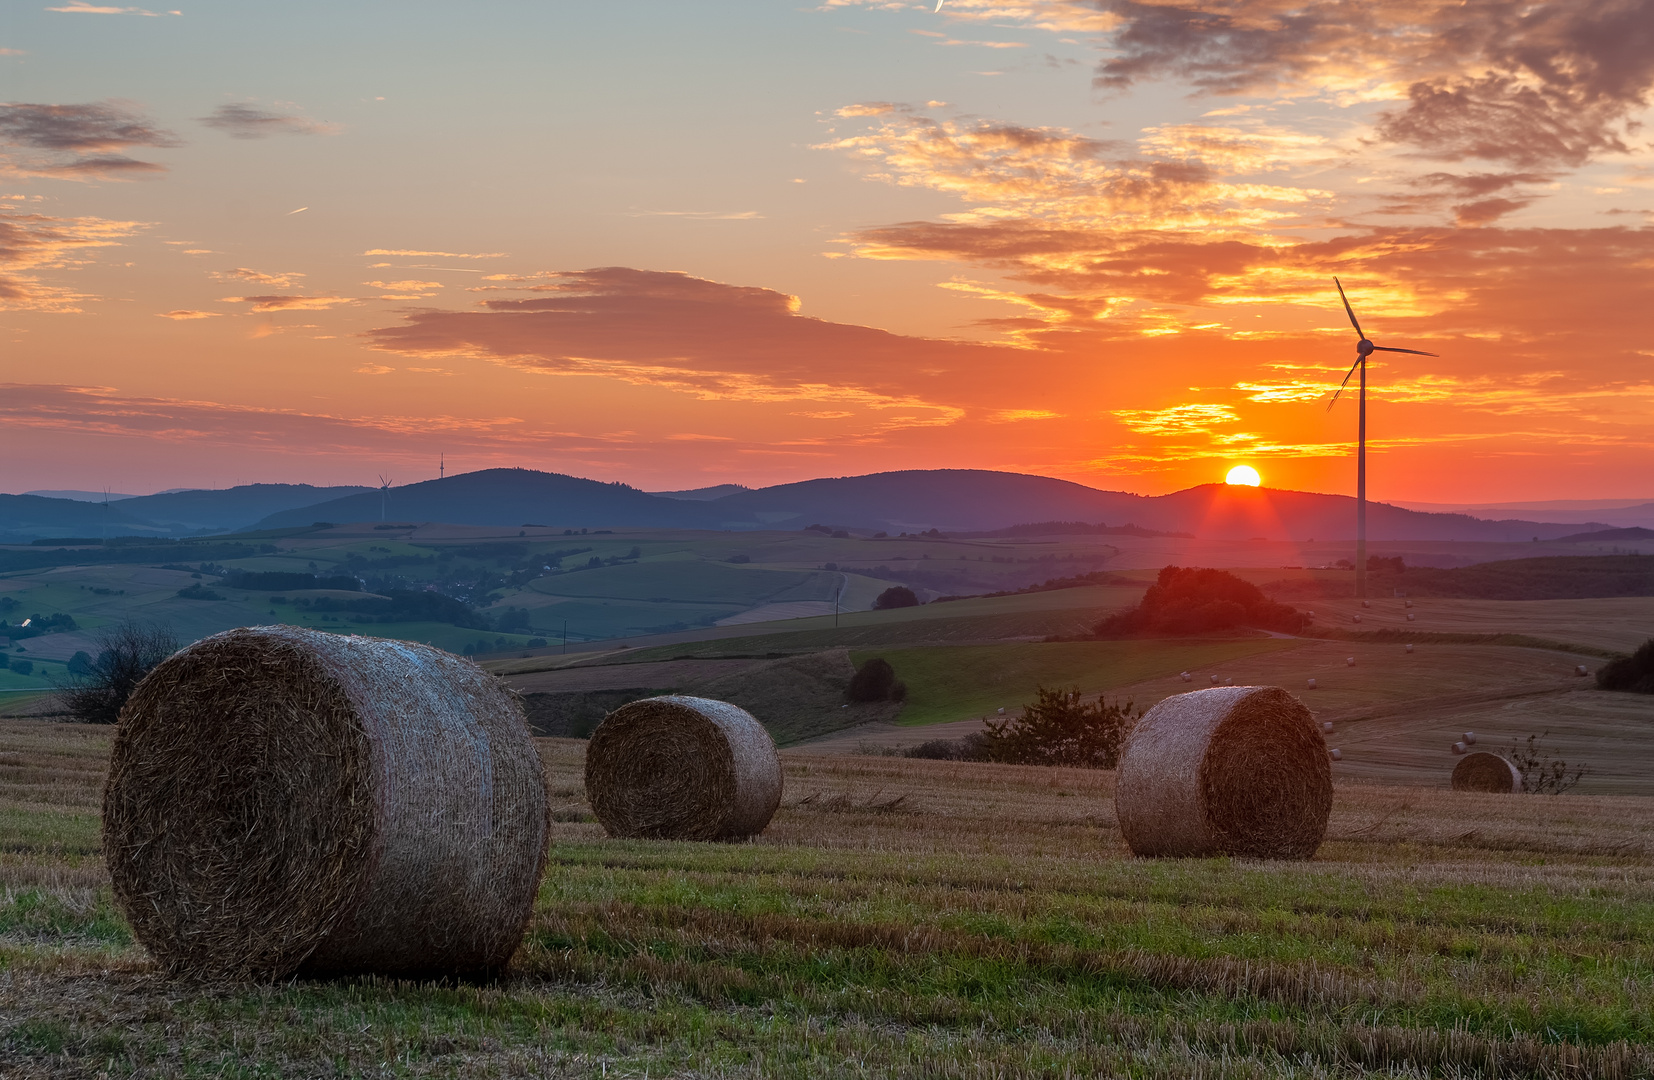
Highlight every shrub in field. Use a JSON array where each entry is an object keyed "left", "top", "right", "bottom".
[
  {"left": 847, "top": 657, "right": 907, "bottom": 702},
  {"left": 1095, "top": 565, "right": 1307, "bottom": 636},
  {"left": 56, "top": 621, "right": 178, "bottom": 725},
  {"left": 1596, "top": 638, "right": 1654, "bottom": 693},
  {"left": 873, "top": 586, "right": 920, "bottom": 610},
  {"left": 979, "top": 686, "right": 1137, "bottom": 768},
  {"left": 904, "top": 734, "right": 990, "bottom": 761},
  {"left": 1505, "top": 731, "right": 1590, "bottom": 794}
]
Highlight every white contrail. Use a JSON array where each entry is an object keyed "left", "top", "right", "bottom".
[
  {"left": 287, "top": 206, "right": 308, "bottom": 215},
  {"left": 935, "top": 0, "right": 944, "bottom": 10}
]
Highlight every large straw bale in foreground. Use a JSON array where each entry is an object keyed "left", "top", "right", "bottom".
[
  {"left": 1452, "top": 752, "right": 1522, "bottom": 793},
  {"left": 585, "top": 695, "right": 781, "bottom": 840},
  {"left": 1115, "top": 685, "right": 1331, "bottom": 859},
  {"left": 103, "top": 626, "right": 549, "bottom": 981}
]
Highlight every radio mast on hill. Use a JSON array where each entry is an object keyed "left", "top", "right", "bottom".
[{"left": 1326, "top": 278, "right": 1438, "bottom": 600}]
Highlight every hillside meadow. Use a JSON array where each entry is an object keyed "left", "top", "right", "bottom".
[{"left": 3, "top": 721, "right": 1653, "bottom": 1076}]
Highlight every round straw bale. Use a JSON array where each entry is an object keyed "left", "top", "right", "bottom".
[
  {"left": 585, "top": 695, "right": 781, "bottom": 841},
  {"left": 1452, "top": 741, "right": 1468, "bottom": 754},
  {"left": 1463, "top": 731, "right": 1476, "bottom": 745},
  {"left": 1329, "top": 748, "right": 1342, "bottom": 761},
  {"left": 1115, "top": 685, "right": 1332, "bottom": 860},
  {"left": 1452, "top": 751, "right": 1522, "bottom": 793},
  {"left": 1306, "top": 678, "right": 1317, "bottom": 690},
  {"left": 103, "top": 625, "right": 549, "bottom": 982}
]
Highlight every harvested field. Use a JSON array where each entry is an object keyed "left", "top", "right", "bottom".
[{"left": 3, "top": 720, "right": 1654, "bottom": 1077}]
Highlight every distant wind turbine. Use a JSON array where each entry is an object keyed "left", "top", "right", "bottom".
[
  {"left": 1327, "top": 277, "right": 1438, "bottom": 601},
  {"left": 377, "top": 474, "right": 393, "bottom": 522}
]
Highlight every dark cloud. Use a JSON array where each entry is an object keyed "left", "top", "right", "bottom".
[
  {"left": 1089, "top": 0, "right": 1654, "bottom": 168},
  {"left": 365, "top": 266, "right": 1012, "bottom": 415},
  {"left": 199, "top": 104, "right": 339, "bottom": 140},
  {"left": 0, "top": 101, "right": 179, "bottom": 179}
]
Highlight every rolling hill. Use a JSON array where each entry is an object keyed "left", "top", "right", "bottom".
[{"left": 6, "top": 467, "right": 1618, "bottom": 543}]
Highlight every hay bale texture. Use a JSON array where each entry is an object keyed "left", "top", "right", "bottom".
[
  {"left": 585, "top": 695, "right": 781, "bottom": 840},
  {"left": 1451, "top": 751, "right": 1522, "bottom": 793},
  {"left": 103, "top": 625, "right": 549, "bottom": 981},
  {"left": 1115, "top": 685, "right": 1332, "bottom": 860}
]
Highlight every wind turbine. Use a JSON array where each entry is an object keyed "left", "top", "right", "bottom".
[
  {"left": 1327, "top": 278, "right": 1437, "bottom": 600},
  {"left": 377, "top": 474, "right": 393, "bottom": 522}
]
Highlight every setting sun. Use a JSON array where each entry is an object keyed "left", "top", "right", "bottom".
[{"left": 1225, "top": 465, "right": 1261, "bottom": 487}]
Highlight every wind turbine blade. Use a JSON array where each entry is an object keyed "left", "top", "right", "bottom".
[
  {"left": 1326, "top": 356, "right": 1361, "bottom": 411},
  {"left": 1371, "top": 345, "right": 1438, "bottom": 357},
  {"left": 1333, "top": 277, "right": 1365, "bottom": 339}
]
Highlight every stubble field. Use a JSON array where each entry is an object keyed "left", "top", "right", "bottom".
[{"left": 3, "top": 721, "right": 1653, "bottom": 1078}]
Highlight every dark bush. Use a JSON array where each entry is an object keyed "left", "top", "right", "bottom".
[
  {"left": 904, "top": 733, "right": 990, "bottom": 761},
  {"left": 873, "top": 586, "right": 920, "bottom": 610},
  {"left": 979, "top": 686, "right": 1138, "bottom": 768},
  {"left": 9, "top": 658, "right": 31, "bottom": 676},
  {"left": 526, "top": 637, "right": 548, "bottom": 648},
  {"left": 848, "top": 657, "right": 904, "bottom": 702},
  {"left": 56, "top": 621, "right": 179, "bottom": 725},
  {"left": 66, "top": 651, "right": 93, "bottom": 676},
  {"left": 1367, "top": 555, "right": 1405, "bottom": 573},
  {"left": 176, "top": 585, "right": 223, "bottom": 601},
  {"left": 1095, "top": 565, "right": 1307, "bottom": 636},
  {"left": 1597, "top": 638, "right": 1654, "bottom": 693},
  {"left": 1505, "top": 731, "right": 1590, "bottom": 793}
]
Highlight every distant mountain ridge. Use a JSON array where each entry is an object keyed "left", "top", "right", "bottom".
[{"left": 0, "top": 468, "right": 1618, "bottom": 542}]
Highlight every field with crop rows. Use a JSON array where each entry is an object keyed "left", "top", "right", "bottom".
[{"left": 3, "top": 720, "right": 1652, "bottom": 1078}]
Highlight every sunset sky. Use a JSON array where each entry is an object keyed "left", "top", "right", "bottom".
[{"left": 2, "top": 0, "right": 1652, "bottom": 501}]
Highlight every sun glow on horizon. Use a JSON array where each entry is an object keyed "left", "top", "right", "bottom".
[{"left": 1225, "top": 465, "right": 1261, "bottom": 487}]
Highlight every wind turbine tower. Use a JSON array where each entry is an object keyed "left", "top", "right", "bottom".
[
  {"left": 377, "top": 474, "right": 393, "bottom": 522},
  {"left": 1327, "top": 278, "right": 1437, "bottom": 600}
]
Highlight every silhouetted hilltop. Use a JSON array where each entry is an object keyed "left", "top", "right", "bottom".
[
  {"left": 5, "top": 467, "right": 1619, "bottom": 542},
  {"left": 254, "top": 468, "right": 723, "bottom": 530},
  {"left": 117, "top": 484, "right": 374, "bottom": 533}
]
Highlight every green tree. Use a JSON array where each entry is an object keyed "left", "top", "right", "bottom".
[{"left": 980, "top": 686, "right": 1137, "bottom": 768}]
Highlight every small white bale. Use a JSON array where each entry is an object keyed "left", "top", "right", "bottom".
[
  {"left": 1361, "top": 600, "right": 1371, "bottom": 608},
  {"left": 1306, "top": 678, "right": 1318, "bottom": 690},
  {"left": 1407, "top": 613, "right": 1416, "bottom": 621},
  {"left": 1405, "top": 644, "right": 1415, "bottom": 653},
  {"left": 1452, "top": 741, "right": 1468, "bottom": 754},
  {"left": 1180, "top": 671, "right": 1191, "bottom": 683},
  {"left": 1463, "top": 731, "right": 1476, "bottom": 745},
  {"left": 1320, "top": 721, "right": 1333, "bottom": 733},
  {"left": 1353, "top": 614, "right": 1362, "bottom": 623},
  {"left": 1575, "top": 664, "right": 1589, "bottom": 677},
  {"left": 1404, "top": 600, "right": 1413, "bottom": 608},
  {"left": 1210, "top": 675, "right": 1220, "bottom": 685},
  {"left": 1329, "top": 748, "right": 1342, "bottom": 761},
  {"left": 1346, "top": 656, "right": 1357, "bottom": 667}
]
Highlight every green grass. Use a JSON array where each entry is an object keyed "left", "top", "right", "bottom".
[
  {"left": 531, "top": 560, "right": 837, "bottom": 606},
  {"left": 3, "top": 728, "right": 1654, "bottom": 1077},
  {"left": 859, "top": 638, "right": 1301, "bottom": 725},
  {"left": 0, "top": 806, "right": 101, "bottom": 855}
]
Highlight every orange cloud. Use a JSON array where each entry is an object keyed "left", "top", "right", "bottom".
[
  {"left": 0, "top": 210, "right": 145, "bottom": 311},
  {"left": 220, "top": 294, "right": 359, "bottom": 312}
]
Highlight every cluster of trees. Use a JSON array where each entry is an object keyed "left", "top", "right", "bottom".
[
  {"left": 1095, "top": 566, "right": 1308, "bottom": 636},
  {"left": 873, "top": 586, "right": 920, "bottom": 610},
  {"left": 847, "top": 657, "right": 907, "bottom": 702},
  {"left": 1597, "top": 638, "right": 1654, "bottom": 694},
  {"left": 0, "top": 609, "right": 79, "bottom": 639}
]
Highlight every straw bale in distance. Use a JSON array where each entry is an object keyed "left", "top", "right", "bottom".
[
  {"left": 1452, "top": 751, "right": 1522, "bottom": 793},
  {"left": 103, "top": 625, "right": 549, "bottom": 981},
  {"left": 585, "top": 695, "right": 781, "bottom": 840},
  {"left": 1115, "top": 685, "right": 1332, "bottom": 860}
]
